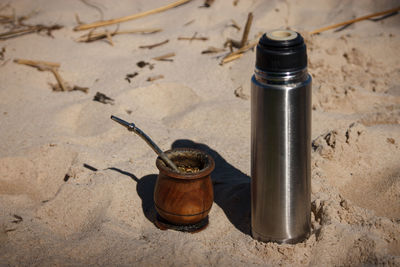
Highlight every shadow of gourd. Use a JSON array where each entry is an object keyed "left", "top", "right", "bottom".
[{"left": 108, "top": 139, "right": 251, "bottom": 235}]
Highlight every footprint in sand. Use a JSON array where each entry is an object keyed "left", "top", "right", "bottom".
[
  {"left": 341, "top": 169, "right": 400, "bottom": 219},
  {"left": 35, "top": 172, "right": 112, "bottom": 237},
  {"left": 163, "top": 101, "right": 250, "bottom": 138},
  {"left": 0, "top": 157, "right": 39, "bottom": 201},
  {"left": 0, "top": 145, "right": 77, "bottom": 204},
  {"left": 55, "top": 83, "right": 200, "bottom": 137},
  {"left": 338, "top": 125, "right": 400, "bottom": 219},
  {"left": 54, "top": 101, "right": 118, "bottom": 137},
  {"left": 117, "top": 82, "right": 201, "bottom": 121},
  {"left": 314, "top": 123, "right": 400, "bottom": 219}
]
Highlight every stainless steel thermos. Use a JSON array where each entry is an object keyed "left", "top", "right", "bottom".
[{"left": 251, "top": 30, "right": 311, "bottom": 244}]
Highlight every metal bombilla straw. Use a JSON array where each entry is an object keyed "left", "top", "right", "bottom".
[{"left": 110, "top": 115, "right": 180, "bottom": 173}]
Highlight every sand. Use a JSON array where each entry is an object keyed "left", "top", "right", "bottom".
[{"left": 0, "top": 0, "right": 399, "bottom": 265}]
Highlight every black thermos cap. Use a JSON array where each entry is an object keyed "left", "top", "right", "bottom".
[{"left": 256, "top": 30, "right": 307, "bottom": 72}]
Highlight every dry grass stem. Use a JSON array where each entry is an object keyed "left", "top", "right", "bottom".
[
  {"left": 224, "top": 38, "right": 240, "bottom": 49},
  {"left": 0, "top": 14, "right": 13, "bottom": 24},
  {"left": 220, "top": 37, "right": 259, "bottom": 64},
  {"left": 74, "top": 0, "right": 193, "bottom": 31},
  {"left": 220, "top": 53, "right": 243, "bottom": 65},
  {"left": 240, "top": 12, "right": 253, "bottom": 48},
  {"left": 75, "top": 13, "right": 84, "bottom": 25},
  {"left": 14, "top": 59, "right": 60, "bottom": 68},
  {"left": 183, "top": 19, "right": 195, "bottom": 26},
  {"left": 51, "top": 84, "right": 89, "bottom": 93},
  {"left": 49, "top": 68, "right": 68, "bottom": 91},
  {"left": 178, "top": 31, "right": 208, "bottom": 41},
  {"left": 139, "top": 39, "right": 169, "bottom": 49},
  {"left": 70, "top": 86, "right": 89, "bottom": 93},
  {"left": 201, "top": 47, "right": 225, "bottom": 54},
  {"left": 0, "top": 10, "right": 62, "bottom": 39},
  {"left": 105, "top": 31, "right": 114, "bottom": 46},
  {"left": 117, "top": 28, "right": 162, "bottom": 34},
  {"left": 152, "top": 52, "right": 175, "bottom": 61},
  {"left": 0, "top": 24, "right": 62, "bottom": 39},
  {"left": 0, "top": 15, "right": 13, "bottom": 24},
  {"left": 178, "top": 36, "right": 208, "bottom": 41},
  {"left": 76, "top": 28, "right": 162, "bottom": 43},
  {"left": 310, "top": 6, "right": 400, "bottom": 35},
  {"left": 228, "top": 39, "right": 258, "bottom": 56},
  {"left": 147, "top": 75, "right": 164, "bottom": 82},
  {"left": 229, "top": 19, "right": 241, "bottom": 31},
  {"left": 224, "top": 12, "right": 252, "bottom": 49},
  {"left": 14, "top": 59, "right": 88, "bottom": 93},
  {"left": 226, "top": 40, "right": 233, "bottom": 52}
]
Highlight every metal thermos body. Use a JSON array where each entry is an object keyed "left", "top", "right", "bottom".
[{"left": 251, "top": 30, "right": 311, "bottom": 244}]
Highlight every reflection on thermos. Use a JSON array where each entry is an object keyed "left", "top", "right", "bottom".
[{"left": 251, "top": 30, "right": 311, "bottom": 244}]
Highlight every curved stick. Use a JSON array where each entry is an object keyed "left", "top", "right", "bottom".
[
  {"left": 74, "top": 0, "right": 192, "bottom": 31},
  {"left": 310, "top": 6, "right": 400, "bottom": 35},
  {"left": 110, "top": 115, "right": 180, "bottom": 173}
]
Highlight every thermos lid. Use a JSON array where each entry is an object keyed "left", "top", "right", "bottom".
[{"left": 256, "top": 30, "right": 307, "bottom": 72}]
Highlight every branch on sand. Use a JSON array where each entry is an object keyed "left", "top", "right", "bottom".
[
  {"left": 14, "top": 59, "right": 88, "bottom": 93},
  {"left": 310, "top": 6, "right": 400, "bottom": 35},
  {"left": 74, "top": 0, "right": 193, "bottom": 31},
  {"left": 76, "top": 27, "right": 162, "bottom": 46}
]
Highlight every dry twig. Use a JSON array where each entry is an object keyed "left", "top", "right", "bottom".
[
  {"left": 147, "top": 75, "right": 164, "bottom": 82},
  {"left": 75, "top": 13, "right": 84, "bottom": 25},
  {"left": 0, "top": 24, "right": 62, "bottom": 40},
  {"left": 74, "top": 0, "right": 193, "bottom": 31},
  {"left": 183, "top": 19, "right": 195, "bottom": 26},
  {"left": 0, "top": 10, "right": 62, "bottom": 39},
  {"left": 310, "top": 6, "right": 400, "bottom": 35},
  {"left": 14, "top": 59, "right": 60, "bottom": 69},
  {"left": 220, "top": 53, "right": 243, "bottom": 65},
  {"left": 76, "top": 28, "right": 162, "bottom": 43},
  {"left": 68, "top": 86, "right": 89, "bottom": 93},
  {"left": 177, "top": 33, "right": 208, "bottom": 41},
  {"left": 0, "top": 13, "right": 14, "bottom": 25},
  {"left": 201, "top": 46, "right": 225, "bottom": 54},
  {"left": 152, "top": 52, "right": 175, "bottom": 61},
  {"left": 220, "top": 37, "right": 259, "bottom": 65},
  {"left": 14, "top": 59, "right": 88, "bottom": 93},
  {"left": 229, "top": 19, "right": 241, "bottom": 31},
  {"left": 226, "top": 12, "right": 253, "bottom": 49},
  {"left": 139, "top": 39, "right": 169, "bottom": 49},
  {"left": 224, "top": 12, "right": 253, "bottom": 49},
  {"left": 240, "top": 12, "right": 253, "bottom": 47}
]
